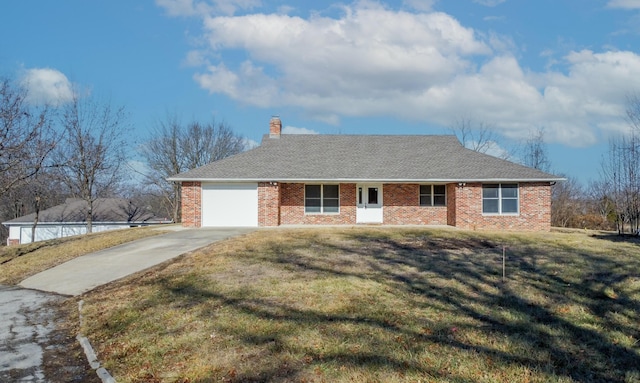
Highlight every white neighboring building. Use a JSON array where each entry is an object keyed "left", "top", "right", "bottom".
[{"left": 3, "top": 198, "right": 171, "bottom": 245}]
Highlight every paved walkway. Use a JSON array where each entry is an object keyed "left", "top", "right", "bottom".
[{"left": 19, "top": 227, "right": 255, "bottom": 296}]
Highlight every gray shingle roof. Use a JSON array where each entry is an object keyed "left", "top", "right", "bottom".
[
  {"left": 3, "top": 198, "right": 167, "bottom": 225},
  {"left": 169, "top": 134, "right": 562, "bottom": 182}
]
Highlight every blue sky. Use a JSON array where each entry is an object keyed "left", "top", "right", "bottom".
[{"left": 2, "top": 0, "right": 640, "bottom": 185}]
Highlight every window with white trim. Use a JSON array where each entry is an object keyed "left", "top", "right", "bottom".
[
  {"left": 305, "top": 184, "right": 339, "bottom": 213},
  {"left": 482, "top": 184, "right": 519, "bottom": 214},
  {"left": 420, "top": 184, "right": 446, "bottom": 206}
]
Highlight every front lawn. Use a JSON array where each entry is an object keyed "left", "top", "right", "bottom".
[{"left": 81, "top": 228, "right": 640, "bottom": 382}]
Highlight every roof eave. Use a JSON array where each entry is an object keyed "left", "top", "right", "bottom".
[{"left": 166, "top": 177, "right": 566, "bottom": 183}]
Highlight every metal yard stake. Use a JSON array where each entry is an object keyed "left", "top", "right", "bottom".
[{"left": 502, "top": 246, "right": 506, "bottom": 282}]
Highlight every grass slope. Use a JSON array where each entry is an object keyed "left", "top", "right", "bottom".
[{"left": 80, "top": 228, "right": 640, "bottom": 383}]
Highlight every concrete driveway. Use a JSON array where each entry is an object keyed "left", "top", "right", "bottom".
[{"left": 19, "top": 227, "right": 255, "bottom": 296}]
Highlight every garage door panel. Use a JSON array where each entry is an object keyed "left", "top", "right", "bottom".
[{"left": 202, "top": 183, "right": 258, "bottom": 227}]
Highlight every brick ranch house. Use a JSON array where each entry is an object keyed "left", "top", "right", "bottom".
[{"left": 169, "top": 117, "right": 563, "bottom": 231}]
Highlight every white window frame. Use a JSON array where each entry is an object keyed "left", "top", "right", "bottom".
[
  {"left": 482, "top": 183, "right": 519, "bottom": 215},
  {"left": 305, "top": 184, "right": 340, "bottom": 214},
  {"left": 419, "top": 184, "right": 447, "bottom": 207}
]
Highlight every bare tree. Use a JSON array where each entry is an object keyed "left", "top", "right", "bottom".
[
  {"left": 589, "top": 180, "right": 618, "bottom": 230},
  {"left": 449, "top": 118, "right": 511, "bottom": 159},
  {"left": 600, "top": 130, "right": 640, "bottom": 234},
  {"left": 139, "top": 114, "right": 183, "bottom": 222},
  {"left": 54, "top": 94, "right": 128, "bottom": 233},
  {"left": 627, "top": 93, "right": 640, "bottom": 130},
  {"left": 596, "top": 94, "right": 640, "bottom": 234},
  {"left": 0, "top": 78, "right": 60, "bottom": 243},
  {"left": 600, "top": 137, "right": 623, "bottom": 233},
  {"left": 522, "top": 128, "right": 551, "bottom": 172},
  {"left": 626, "top": 93, "right": 640, "bottom": 233},
  {"left": 551, "top": 175, "right": 582, "bottom": 227},
  {"left": 0, "top": 78, "right": 56, "bottom": 197},
  {"left": 139, "top": 115, "right": 246, "bottom": 223},
  {"left": 181, "top": 121, "right": 246, "bottom": 166}
]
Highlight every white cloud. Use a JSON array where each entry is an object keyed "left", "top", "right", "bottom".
[
  {"left": 282, "top": 126, "right": 319, "bottom": 134},
  {"left": 473, "top": 0, "right": 507, "bottom": 6},
  {"left": 194, "top": 4, "right": 490, "bottom": 119},
  {"left": 606, "top": 0, "right": 640, "bottom": 9},
  {"left": 466, "top": 140, "right": 511, "bottom": 159},
  {"left": 165, "top": 1, "right": 640, "bottom": 147},
  {"left": 483, "top": 15, "right": 505, "bottom": 22},
  {"left": 243, "top": 137, "right": 259, "bottom": 149},
  {"left": 403, "top": 0, "right": 437, "bottom": 12},
  {"left": 211, "top": 0, "right": 261, "bottom": 15},
  {"left": 155, "top": 0, "right": 200, "bottom": 16},
  {"left": 155, "top": 0, "right": 261, "bottom": 16},
  {"left": 486, "top": 31, "right": 516, "bottom": 53},
  {"left": 20, "top": 68, "right": 74, "bottom": 106},
  {"left": 182, "top": 50, "right": 208, "bottom": 67},
  {"left": 277, "top": 5, "right": 295, "bottom": 14},
  {"left": 194, "top": 61, "right": 279, "bottom": 107},
  {"left": 422, "top": 50, "right": 640, "bottom": 146}
]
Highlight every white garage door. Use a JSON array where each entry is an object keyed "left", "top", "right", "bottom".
[{"left": 201, "top": 183, "right": 258, "bottom": 227}]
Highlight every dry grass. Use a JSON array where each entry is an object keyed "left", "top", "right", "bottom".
[
  {"left": 80, "top": 227, "right": 640, "bottom": 383},
  {"left": 0, "top": 226, "right": 168, "bottom": 285}
]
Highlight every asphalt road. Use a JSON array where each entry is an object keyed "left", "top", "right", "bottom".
[{"left": 0, "top": 285, "right": 61, "bottom": 382}]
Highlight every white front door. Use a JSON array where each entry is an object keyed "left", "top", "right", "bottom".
[{"left": 356, "top": 184, "right": 383, "bottom": 223}]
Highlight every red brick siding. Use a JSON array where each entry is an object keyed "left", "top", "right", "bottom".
[
  {"left": 258, "top": 182, "right": 280, "bottom": 226},
  {"left": 383, "top": 184, "right": 447, "bottom": 225},
  {"left": 181, "top": 181, "right": 202, "bottom": 227},
  {"left": 280, "top": 183, "right": 357, "bottom": 224},
  {"left": 447, "top": 184, "right": 457, "bottom": 226},
  {"left": 452, "top": 182, "right": 551, "bottom": 231},
  {"left": 181, "top": 181, "right": 551, "bottom": 231},
  {"left": 7, "top": 238, "right": 19, "bottom": 246}
]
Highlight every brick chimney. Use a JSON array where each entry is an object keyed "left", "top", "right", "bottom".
[{"left": 269, "top": 116, "right": 282, "bottom": 138}]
